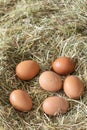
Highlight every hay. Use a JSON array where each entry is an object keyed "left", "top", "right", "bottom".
[{"left": 0, "top": 0, "right": 87, "bottom": 130}]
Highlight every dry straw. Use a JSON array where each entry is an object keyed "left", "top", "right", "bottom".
[{"left": 0, "top": 0, "right": 87, "bottom": 130}]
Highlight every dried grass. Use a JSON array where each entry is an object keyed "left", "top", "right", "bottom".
[{"left": 0, "top": 0, "right": 87, "bottom": 130}]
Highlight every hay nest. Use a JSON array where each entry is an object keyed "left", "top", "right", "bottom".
[{"left": 0, "top": 0, "right": 87, "bottom": 130}]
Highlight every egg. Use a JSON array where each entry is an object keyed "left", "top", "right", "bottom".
[
  {"left": 52, "top": 57, "right": 75, "bottom": 75},
  {"left": 16, "top": 60, "right": 40, "bottom": 80},
  {"left": 39, "top": 71, "right": 62, "bottom": 92},
  {"left": 42, "top": 96, "right": 69, "bottom": 115},
  {"left": 9, "top": 89, "right": 32, "bottom": 112},
  {"left": 64, "top": 76, "right": 84, "bottom": 99}
]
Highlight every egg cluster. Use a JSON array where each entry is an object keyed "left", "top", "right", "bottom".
[{"left": 9, "top": 57, "right": 84, "bottom": 116}]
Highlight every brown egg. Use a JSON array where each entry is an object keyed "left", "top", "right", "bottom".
[
  {"left": 42, "top": 96, "right": 69, "bottom": 115},
  {"left": 16, "top": 60, "right": 40, "bottom": 80},
  {"left": 64, "top": 76, "right": 84, "bottom": 99},
  {"left": 39, "top": 71, "right": 62, "bottom": 92},
  {"left": 9, "top": 89, "right": 32, "bottom": 112},
  {"left": 52, "top": 57, "right": 75, "bottom": 75}
]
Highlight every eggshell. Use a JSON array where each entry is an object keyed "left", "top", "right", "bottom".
[
  {"left": 16, "top": 60, "right": 40, "bottom": 80},
  {"left": 42, "top": 96, "right": 69, "bottom": 115},
  {"left": 9, "top": 89, "right": 32, "bottom": 112},
  {"left": 39, "top": 71, "right": 62, "bottom": 92},
  {"left": 64, "top": 76, "right": 84, "bottom": 99},
  {"left": 52, "top": 57, "right": 75, "bottom": 75}
]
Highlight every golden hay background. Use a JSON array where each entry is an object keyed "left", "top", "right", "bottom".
[{"left": 0, "top": 0, "right": 87, "bottom": 130}]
